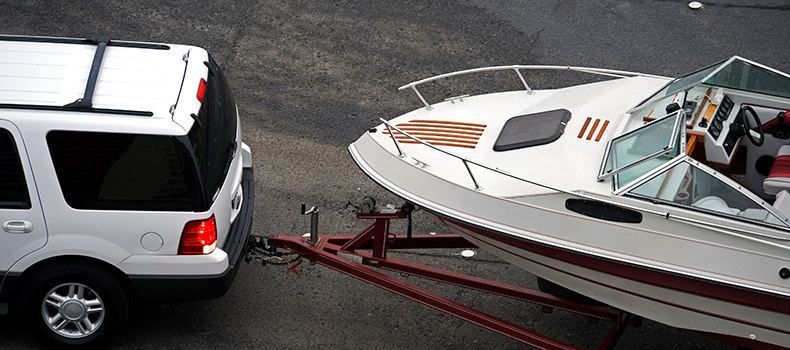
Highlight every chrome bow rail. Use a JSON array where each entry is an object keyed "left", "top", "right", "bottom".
[{"left": 397, "top": 65, "right": 665, "bottom": 110}]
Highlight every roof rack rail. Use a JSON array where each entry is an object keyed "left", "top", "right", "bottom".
[
  {"left": 0, "top": 35, "right": 170, "bottom": 50},
  {"left": 0, "top": 104, "right": 153, "bottom": 117}
]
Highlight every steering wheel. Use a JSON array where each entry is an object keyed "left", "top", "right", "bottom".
[{"left": 740, "top": 106, "right": 764, "bottom": 146}]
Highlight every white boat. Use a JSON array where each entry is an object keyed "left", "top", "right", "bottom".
[{"left": 348, "top": 57, "right": 790, "bottom": 348}]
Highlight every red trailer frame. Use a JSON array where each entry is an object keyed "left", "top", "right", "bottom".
[
  {"left": 266, "top": 207, "right": 784, "bottom": 350},
  {"left": 267, "top": 208, "right": 642, "bottom": 350}
]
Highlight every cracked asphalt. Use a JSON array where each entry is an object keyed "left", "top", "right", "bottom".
[{"left": 0, "top": 0, "right": 787, "bottom": 349}]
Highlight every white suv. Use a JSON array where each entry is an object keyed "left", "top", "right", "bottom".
[{"left": 0, "top": 35, "right": 254, "bottom": 349}]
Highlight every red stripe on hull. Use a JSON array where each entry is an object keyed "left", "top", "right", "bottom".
[{"left": 432, "top": 213, "right": 790, "bottom": 335}]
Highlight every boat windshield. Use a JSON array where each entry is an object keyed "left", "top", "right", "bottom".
[
  {"left": 664, "top": 62, "right": 723, "bottom": 97},
  {"left": 630, "top": 59, "right": 728, "bottom": 113},
  {"left": 598, "top": 110, "right": 685, "bottom": 188},
  {"left": 703, "top": 59, "right": 790, "bottom": 99},
  {"left": 630, "top": 57, "right": 790, "bottom": 112},
  {"left": 629, "top": 161, "right": 789, "bottom": 228}
]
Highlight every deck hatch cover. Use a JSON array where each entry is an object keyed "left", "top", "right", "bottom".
[{"left": 493, "top": 109, "right": 571, "bottom": 151}]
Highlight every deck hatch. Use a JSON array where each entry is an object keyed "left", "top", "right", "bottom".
[{"left": 493, "top": 109, "right": 571, "bottom": 152}]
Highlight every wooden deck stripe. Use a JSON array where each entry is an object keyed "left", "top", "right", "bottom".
[
  {"left": 384, "top": 131, "right": 480, "bottom": 140},
  {"left": 586, "top": 119, "right": 600, "bottom": 140},
  {"left": 391, "top": 135, "right": 478, "bottom": 144},
  {"left": 398, "top": 140, "right": 476, "bottom": 149},
  {"left": 595, "top": 120, "right": 610, "bottom": 142},
  {"left": 578, "top": 117, "right": 592, "bottom": 138},
  {"left": 409, "top": 119, "right": 487, "bottom": 128},
  {"left": 391, "top": 127, "right": 483, "bottom": 136},
  {"left": 399, "top": 123, "right": 485, "bottom": 132}
]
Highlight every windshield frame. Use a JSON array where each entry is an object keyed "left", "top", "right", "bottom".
[
  {"left": 598, "top": 109, "right": 685, "bottom": 184},
  {"left": 622, "top": 158, "right": 790, "bottom": 230}
]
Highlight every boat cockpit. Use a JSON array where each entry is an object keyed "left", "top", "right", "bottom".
[{"left": 599, "top": 57, "right": 790, "bottom": 230}]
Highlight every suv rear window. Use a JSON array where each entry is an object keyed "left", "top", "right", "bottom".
[
  {"left": 47, "top": 131, "right": 193, "bottom": 211},
  {"left": 188, "top": 55, "right": 238, "bottom": 203}
]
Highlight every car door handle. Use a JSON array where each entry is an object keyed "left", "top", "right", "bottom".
[{"left": 2, "top": 220, "right": 34, "bottom": 233}]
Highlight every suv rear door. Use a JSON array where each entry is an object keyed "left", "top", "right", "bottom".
[{"left": 0, "top": 119, "right": 47, "bottom": 281}]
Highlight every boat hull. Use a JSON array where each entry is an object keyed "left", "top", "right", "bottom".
[
  {"left": 432, "top": 212, "right": 790, "bottom": 347},
  {"left": 349, "top": 131, "right": 790, "bottom": 348}
]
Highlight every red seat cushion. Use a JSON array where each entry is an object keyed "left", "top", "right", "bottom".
[
  {"left": 764, "top": 155, "right": 790, "bottom": 195},
  {"left": 769, "top": 156, "right": 790, "bottom": 178}
]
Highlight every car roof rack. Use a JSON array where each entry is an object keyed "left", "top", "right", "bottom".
[
  {"left": 0, "top": 35, "right": 170, "bottom": 50},
  {"left": 63, "top": 38, "right": 110, "bottom": 111},
  {"left": 0, "top": 103, "right": 153, "bottom": 116},
  {"left": 0, "top": 35, "right": 164, "bottom": 117}
]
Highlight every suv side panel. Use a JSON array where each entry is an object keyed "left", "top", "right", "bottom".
[{"left": 0, "top": 120, "right": 47, "bottom": 314}]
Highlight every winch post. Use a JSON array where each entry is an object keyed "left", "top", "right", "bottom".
[{"left": 301, "top": 203, "right": 319, "bottom": 245}]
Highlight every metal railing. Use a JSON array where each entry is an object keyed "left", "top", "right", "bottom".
[{"left": 397, "top": 65, "right": 666, "bottom": 110}]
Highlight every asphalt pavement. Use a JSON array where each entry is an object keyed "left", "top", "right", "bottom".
[{"left": 0, "top": 0, "right": 788, "bottom": 349}]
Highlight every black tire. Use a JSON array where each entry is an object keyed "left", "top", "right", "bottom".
[
  {"left": 21, "top": 263, "right": 128, "bottom": 350},
  {"left": 536, "top": 277, "right": 603, "bottom": 305}
]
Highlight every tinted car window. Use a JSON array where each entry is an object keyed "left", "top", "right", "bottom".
[
  {"left": 47, "top": 131, "right": 192, "bottom": 211},
  {"left": 0, "top": 128, "right": 31, "bottom": 209},
  {"left": 189, "top": 55, "right": 237, "bottom": 204}
]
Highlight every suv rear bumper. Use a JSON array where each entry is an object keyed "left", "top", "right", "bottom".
[{"left": 129, "top": 167, "right": 254, "bottom": 303}]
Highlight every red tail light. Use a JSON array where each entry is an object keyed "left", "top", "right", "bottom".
[
  {"left": 196, "top": 78, "right": 207, "bottom": 104},
  {"left": 178, "top": 216, "right": 217, "bottom": 255}
]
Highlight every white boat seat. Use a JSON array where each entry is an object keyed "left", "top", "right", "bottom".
[
  {"left": 772, "top": 190, "right": 790, "bottom": 219},
  {"left": 692, "top": 196, "right": 740, "bottom": 215},
  {"left": 692, "top": 194, "right": 788, "bottom": 225},
  {"left": 763, "top": 145, "right": 790, "bottom": 195}
]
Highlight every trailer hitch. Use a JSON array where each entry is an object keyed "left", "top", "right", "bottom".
[
  {"left": 243, "top": 201, "right": 325, "bottom": 273},
  {"left": 245, "top": 198, "right": 416, "bottom": 274},
  {"left": 245, "top": 234, "right": 302, "bottom": 271}
]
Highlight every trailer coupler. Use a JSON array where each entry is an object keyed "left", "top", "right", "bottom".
[{"left": 245, "top": 234, "right": 303, "bottom": 274}]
